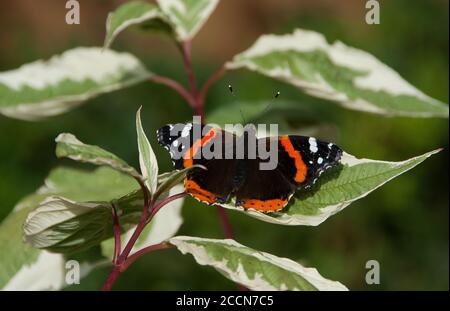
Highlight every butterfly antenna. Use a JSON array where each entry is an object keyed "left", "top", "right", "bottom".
[
  {"left": 228, "top": 84, "right": 247, "bottom": 125},
  {"left": 261, "top": 90, "right": 280, "bottom": 116}
]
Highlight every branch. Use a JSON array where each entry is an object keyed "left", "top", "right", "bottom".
[
  {"left": 197, "top": 66, "right": 226, "bottom": 110},
  {"left": 120, "top": 242, "right": 173, "bottom": 272},
  {"left": 149, "top": 75, "right": 197, "bottom": 109},
  {"left": 216, "top": 205, "right": 234, "bottom": 239},
  {"left": 111, "top": 203, "right": 121, "bottom": 265},
  {"left": 101, "top": 178, "right": 151, "bottom": 291},
  {"left": 180, "top": 40, "right": 198, "bottom": 95},
  {"left": 150, "top": 192, "right": 187, "bottom": 219}
]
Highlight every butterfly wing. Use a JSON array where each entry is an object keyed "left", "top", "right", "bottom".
[
  {"left": 234, "top": 135, "right": 342, "bottom": 211},
  {"left": 158, "top": 124, "right": 342, "bottom": 211},
  {"left": 157, "top": 123, "right": 237, "bottom": 204}
]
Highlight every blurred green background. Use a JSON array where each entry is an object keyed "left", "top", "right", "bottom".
[{"left": 0, "top": 0, "right": 448, "bottom": 290}]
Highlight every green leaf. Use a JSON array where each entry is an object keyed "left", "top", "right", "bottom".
[
  {"left": 102, "top": 184, "right": 185, "bottom": 259},
  {"left": 170, "top": 236, "right": 348, "bottom": 291},
  {"left": 218, "top": 150, "right": 441, "bottom": 226},
  {"left": 56, "top": 133, "right": 140, "bottom": 179},
  {"left": 104, "top": 1, "right": 173, "bottom": 49},
  {"left": 0, "top": 166, "right": 137, "bottom": 289},
  {"left": 157, "top": 0, "right": 220, "bottom": 41},
  {"left": 226, "top": 29, "right": 449, "bottom": 118},
  {"left": 0, "top": 47, "right": 151, "bottom": 121},
  {"left": 136, "top": 108, "right": 159, "bottom": 195}
]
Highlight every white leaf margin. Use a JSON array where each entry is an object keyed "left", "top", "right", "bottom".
[
  {"left": 0, "top": 47, "right": 151, "bottom": 120},
  {"left": 170, "top": 236, "right": 348, "bottom": 291},
  {"left": 226, "top": 29, "right": 448, "bottom": 118},
  {"left": 136, "top": 107, "right": 159, "bottom": 195},
  {"left": 2, "top": 251, "right": 108, "bottom": 291},
  {"left": 218, "top": 149, "right": 442, "bottom": 226},
  {"left": 104, "top": 2, "right": 168, "bottom": 49},
  {"left": 156, "top": 0, "right": 220, "bottom": 41}
]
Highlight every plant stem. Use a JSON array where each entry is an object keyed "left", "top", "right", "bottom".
[
  {"left": 102, "top": 39, "right": 235, "bottom": 291},
  {"left": 150, "top": 192, "right": 187, "bottom": 219},
  {"left": 197, "top": 66, "right": 226, "bottom": 111},
  {"left": 101, "top": 186, "right": 186, "bottom": 291},
  {"left": 111, "top": 203, "right": 121, "bottom": 265},
  {"left": 150, "top": 75, "right": 197, "bottom": 109},
  {"left": 181, "top": 40, "right": 198, "bottom": 96},
  {"left": 101, "top": 265, "right": 121, "bottom": 291},
  {"left": 178, "top": 41, "right": 235, "bottom": 240},
  {"left": 216, "top": 205, "right": 234, "bottom": 239},
  {"left": 120, "top": 242, "right": 173, "bottom": 272}
]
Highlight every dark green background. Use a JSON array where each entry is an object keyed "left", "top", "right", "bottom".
[{"left": 0, "top": 0, "right": 448, "bottom": 290}]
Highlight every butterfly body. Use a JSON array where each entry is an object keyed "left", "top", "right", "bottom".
[{"left": 157, "top": 123, "right": 342, "bottom": 212}]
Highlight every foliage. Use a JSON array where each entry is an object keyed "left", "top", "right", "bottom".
[{"left": 0, "top": 0, "right": 447, "bottom": 291}]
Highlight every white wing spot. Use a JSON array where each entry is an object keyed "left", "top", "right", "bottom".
[
  {"left": 317, "top": 157, "right": 323, "bottom": 164},
  {"left": 172, "top": 140, "right": 179, "bottom": 147},
  {"left": 309, "top": 137, "right": 318, "bottom": 153},
  {"left": 181, "top": 124, "right": 192, "bottom": 138}
]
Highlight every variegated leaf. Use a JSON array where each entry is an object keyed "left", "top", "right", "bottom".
[
  {"left": 136, "top": 108, "right": 159, "bottom": 195},
  {"left": 157, "top": 0, "right": 220, "bottom": 41},
  {"left": 170, "top": 236, "right": 348, "bottom": 291},
  {"left": 0, "top": 166, "right": 138, "bottom": 289},
  {"left": 226, "top": 29, "right": 448, "bottom": 118},
  {"left": 55, "top": 133, "right": 141, "bottom": 179},
  {"left": 218, "top": 149, "right": 441, "bottom": 226},
  {"left": 0, "top": 47, "right": 151, "bottom": 120},
  {"left": 104, "top": 1, "right": 173, "bottom": 48}
]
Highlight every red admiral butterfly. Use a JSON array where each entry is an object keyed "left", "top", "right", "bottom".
[{"left": 157, "top": 123, "right": 342, "bottom": 212}]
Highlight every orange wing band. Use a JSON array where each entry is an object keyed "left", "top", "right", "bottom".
[
  {"left": 183, "top": 128, "right": 217, "bottom": 168},
  {"left": 184, "top": 178, "right": 218, "bottom": 204},
  {"left": 240, "top": 198, "right": 289, "bottom": 211},
  {"left": 280, "top": 136, "right": 307, "bottom": 183}
]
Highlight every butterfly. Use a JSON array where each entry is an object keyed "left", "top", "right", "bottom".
[{"left": 157, "top": 123, "right": 342, "bottom": 212}]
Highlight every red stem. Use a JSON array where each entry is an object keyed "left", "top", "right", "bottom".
[
  {"left": 178, "top": 41, "right": 234, "bottom": 240},
  {"left": 101, "top": 187, "right": 186, "bottom": 291},
  {"left": 111, "top": 203, "right": 121, "bottom": 265},
  {"left": 150, "top": 75, "right": 197, "bottom": 109},
  {"left": 120, "top": 242, "right": 173, "bottom": 272},
  {"left": 181, "top": 40, "right": 198, "bottom": 96},
  {"left": 150, "top": 192, "right": 187, "bottom": 219},
  {"left": 216, "top": 205, "right": 234, "bottom": 239},
  {"left": 197, "top": 66, "right": 226, "bottom": 113},
  {"left": 102, "top": 39, "right": 235, "bottom": 291}
]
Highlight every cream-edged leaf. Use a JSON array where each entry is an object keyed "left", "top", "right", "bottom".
[
  {"left": 170, "top": 236, "right": 348, "bottom": 291},
  {"left": 0, "top": 166, "right": 137, "bottom": 289},
  {"left": 0, "top": 47, "right": 151, "bottom": 120},
  {"left": 55, "top": 133, "right": 140, "bottom": 179},
  {"left": 104, "top": 1, "right": 173, "bottom": 48},
  {"left": 157, "top": 0, "right": 219, "bottom": 41},
  {"left": 218, "top": 149, "right": 441, "bottom": 226},
  {"left": 23, "top": 196, "right": 112, "bottom": 253},
  {"left": 136, "top": 108, "right": 159, "bottom": 195},
  {"left": 226, "top": 29, "right": 448, "bottom": 118}
]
